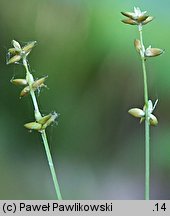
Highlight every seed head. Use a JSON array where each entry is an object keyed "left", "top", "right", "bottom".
[
  {"left": 22, "top": 41, "right": 37, "bottom": 54},
  {"left": 24, "top": 112, "right": 59, "bottom": 132},
  {"left": 142, "top": 16, "right": 154, "bottom": 25},
  {"left": 41, "top": 112, "right": 58, "bottom": 130},
  {"left": 8, "top": 47, "right": 19, "bottom": 55},
  {"left": 12, "top": 40, "right": 22, "bottom": 52},
  {"left": 145, "top": 46, "right": 164, "bottom": 57},
  {"left": 32, "top": 76, "right": 48, "bottom": 90},
  {"left": 7, "top": 55, "right": 21, "bottom": 64},
  {"left": 24, "top": 122, "right": 42, "bottom": 131},
  {"left": 122, "top": 18, "right": 138, "bottom": 25},
  {"left": 149, "top": 114, "right": 158, "bottom": 126},
  {"left": 20, "top": 86, "right": 30, "bottom": 98},
  {"left": 128, "top": 108, "right": 145, "bottom": 118},
  {"left": 121, "top": 7, "right": 154, "bottom": 26},
  {"left": 11, "top": 78, "right": 27, "bottom": 86},
  {"left": 37, "top": 114, "right": 52, "bottom": 125},
  {"left": 7, "top": 40, "right": 37, "bottom": 64},
  {"left": 128, "top": 99, "right": 158, "bottom": 126},
  {"left": 134, "top": 39, "right": 142, "bottom": 53}
]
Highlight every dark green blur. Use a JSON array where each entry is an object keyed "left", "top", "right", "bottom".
[{"left": 0, "top": 0, "right": 169, "bottom": 199}]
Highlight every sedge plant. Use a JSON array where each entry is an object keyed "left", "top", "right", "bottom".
[
  {"left": 121, "top": 7, "right": 164, "bottom": 199},
  {"left": 7, "top": 40, "right": 62, "bottom": 200}
]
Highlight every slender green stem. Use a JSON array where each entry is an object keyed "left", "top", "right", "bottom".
[
  {"left": 23, "top": 58, "right": 41, "bottom": 119},
  {"left": 23, "top": 57, "right": 62, "bottom": 200},
  {"left": 139, "top": 25, "right": 150, "bottom": 200},
  {"left": 41, "top": 130, "right": 62, "bottom": 200}
]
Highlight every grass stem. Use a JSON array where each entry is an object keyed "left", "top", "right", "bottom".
[
  {"left": 139, "top": 26, "right": 150, "bottom": 200},
  {"left": 41, "top": 130, "right": 63, "bottom": 200}
]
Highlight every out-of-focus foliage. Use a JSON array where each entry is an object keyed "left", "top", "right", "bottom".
[{"left": 0, "top": 0, "right": 170, "bottom": 199}]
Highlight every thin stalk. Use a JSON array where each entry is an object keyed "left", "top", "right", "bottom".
[
  {"left": 23, "top": 57, "right": 62, "bottom": 200},
  {"left": 41, "top": 130, "right": 62, "bottom": 200},
  {"left": 139, "top": 25, "right": 150, "bottom": 200}
]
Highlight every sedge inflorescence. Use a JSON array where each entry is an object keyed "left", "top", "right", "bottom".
[
  {"left": 121, "top": 7, "right": 164, "bottom": 126},
  {"left": 7, "top": 40, "right": 58, "bottom": 132}
]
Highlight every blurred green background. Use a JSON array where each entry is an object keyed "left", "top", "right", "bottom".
[{"left": 0, "top": 0, "right": 170, "bottom": 199}]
